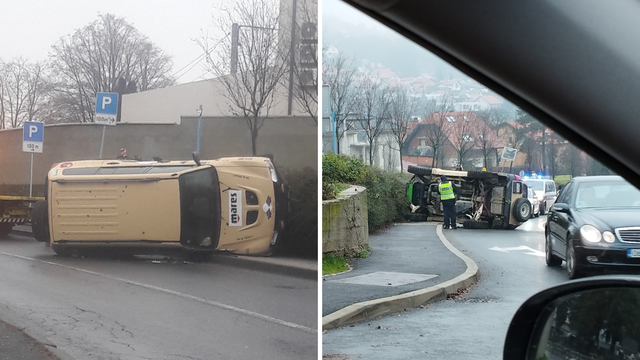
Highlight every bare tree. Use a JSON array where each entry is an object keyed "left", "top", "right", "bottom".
[
  {"left": 49, "top": 13, "right": 175, "bottom": 123},
  {"left": 475, "top": 118, "right": 502, "bottom": 169},
  {"left": 423, "top": 97, "right": 456, "bottom": 167},
  {"left": 354, "top": 77, "right": 391, "bottom": 166},
  {"left": 546, "top": 132, "right": 566, "bottom": 178},
  {"left": 290, "top": 0, "right": 318, "bottom": 122},
  {"left": 450, "top": 113, "right": 477, "bottom": 169},
  {"left": 323, "top": 51, "right": 357, "bottom": 153},
  {"left": 564, "top": 143, "right": 584, "bottom": 177},
  {"left": 388, "top": 86, "right": 418, "bottom": 171},
  {"left": 199, "top": 0, "right": 289, "bottom": 155},
  {"left": 473, "top": 107, "right": 511, "bottom": 127},
  {"left": 0, "top": 58, "right": 49, "bottom": 129}
]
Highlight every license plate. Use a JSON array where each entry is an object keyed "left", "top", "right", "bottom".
[{"left": 627, "top": 249, "right": 640, "bottom": 258}]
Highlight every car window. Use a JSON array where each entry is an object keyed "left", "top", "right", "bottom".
[
  {"left": 575, "top": 181, "right": 640, "bottom": 208},
  {"left": 545, "top": 181, "right": 555, "bottom": 192},
  {"left": 557, "top": 181, "right": 573, "bottom": 204},
  {"left": 528, "top": 181, "right": 544, "bottom": 191}
]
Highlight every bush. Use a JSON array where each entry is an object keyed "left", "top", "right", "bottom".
[
  {"left": 322, "top": 154, "right": 409, "bottom": 232},
  {"left": 322, "top": 153, "right": 371, "bottom": 184},
  {"left": 363, "top": 168, "right": 409, "bottom": 231},
  {"left": 322, "top": 182, "right": 347, "bottom": 200},
  {"left": 279, "top": 167, "right": 317, "bottom": 259}
]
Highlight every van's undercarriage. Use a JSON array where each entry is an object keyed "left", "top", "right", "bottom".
[{"left": 407, "top": 167, "right": 530, "bottom": 229}]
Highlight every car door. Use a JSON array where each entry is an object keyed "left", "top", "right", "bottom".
[{"left": 549, "top": 181, "right": 575, "bottom": 256}]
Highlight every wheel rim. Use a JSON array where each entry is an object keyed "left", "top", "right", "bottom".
[
  {"left": 520, "top": 203, "right": 531, "bottom": 218},
  {"left": 567, "top": 246, "right": 575, "bottom": 275}
]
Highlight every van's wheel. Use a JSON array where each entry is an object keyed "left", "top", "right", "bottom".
[
  {"left": 0, "top": 223, "right": 13, "bottom": 238},
  {"left": 513, "top": 198, "right": 532, "bottom": 222},
  {"left": 407, "top": 165, "right": 432, "bottom": 176},
  {"left": 467, "top": 170, "right": 493, "bottom": 179},
  {"left": 32, "top": 200, "right": 50, "bottom": 242},
  {"left": 539, "top": 203, "right": 546, "bottom": 215},
  {"left": 406, "top": 212, "right": 428, "bottom": 222},
  {"left": 462, "top": 220, "right": 489, "bottom": 229}
]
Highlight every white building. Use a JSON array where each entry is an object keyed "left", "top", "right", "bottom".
[{"left": 339, "top": 117, "right": 401, "bottom": 172}]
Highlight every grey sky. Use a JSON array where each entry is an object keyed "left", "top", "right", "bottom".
[
  {"left": 322, "top": 0, "right": 395, "bottom": 37},
  {"left": 0, "top": 0, "right": 227, "bottom": 84}
]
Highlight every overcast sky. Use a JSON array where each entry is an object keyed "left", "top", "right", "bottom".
[
  {"left": 0, "top": 0, "right": 227, "bottom": 84},
  {"left": 322, "top": 0, "right": 395, "bottom": 36}
]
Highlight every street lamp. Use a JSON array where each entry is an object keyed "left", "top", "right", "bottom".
[{"left": 196, "top": 105, "right": 203, "bottom": 154}]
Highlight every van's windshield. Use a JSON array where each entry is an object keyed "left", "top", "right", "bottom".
[
  {"left": 527, "top": 181, "right": 544, "bottom": 191},
  {"left": 178, "top": 167, "right": 221, "bottom": 248}
]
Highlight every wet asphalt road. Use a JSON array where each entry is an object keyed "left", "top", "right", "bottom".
[
  {"left": 0, "top": 233, "right": 317, "bottom": 360},
  {"left": 323, "top": 216, "right": 570, "bottom": 360}
]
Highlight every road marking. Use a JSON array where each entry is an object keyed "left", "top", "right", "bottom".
[
  {"left": 488, "top": 246, "right": 545, "bottom": 257},
  {"left": 329, "top": 271, "right": 438, "bottom": 286},
  {"left": 0, "top": 252, "right": 316, "bottom": 334}
]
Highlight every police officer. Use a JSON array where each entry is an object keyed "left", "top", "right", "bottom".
[{"left": 439, "top": 175, "right": 460, "bottom": 229}]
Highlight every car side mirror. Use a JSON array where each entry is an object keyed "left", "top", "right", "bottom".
[
  {"left": 552, "top": 203, "right": 570, "bottom": 213},
  {"left": 503, "top": 276, "right": 640, "bottom": 360},
  {"left": 192, "top": 151, "right": 201, "bottom": 166}
]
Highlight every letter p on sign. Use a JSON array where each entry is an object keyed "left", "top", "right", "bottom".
[
  {"left": 29, "top": 125, "right": 38, "bottom": 138},
  {"left": 101, "top": 96, "right": 112, "bottom": 110}
]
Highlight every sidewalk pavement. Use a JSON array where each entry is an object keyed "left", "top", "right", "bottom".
[{"left": 322, "top": 222, "right": 479, "bottom": 330}]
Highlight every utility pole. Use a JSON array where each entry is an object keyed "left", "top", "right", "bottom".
[
  {"left": 287, "top": 0, "right": 298, "bottom": 115},
  {"left": 230, "top": 23, "right": 239, "bottom": 74},
  {"left": 196, "top": 105, "right": 203, "bottom": 153}
]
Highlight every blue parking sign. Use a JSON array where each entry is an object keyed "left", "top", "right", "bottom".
[
  {"left": 95, "top": 92, "right": 118, "bottom": 126},
  {"left": 23, "top": 121, "right": 44, "bottom": 153}
]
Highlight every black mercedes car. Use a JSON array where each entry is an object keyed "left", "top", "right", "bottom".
[{"left": 545, "top": 175, "right": 640, "bottom": 279}]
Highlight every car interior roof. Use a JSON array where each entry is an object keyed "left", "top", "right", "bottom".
[{"left": 343, "top": 0, "right": 640, "bottom": 189}]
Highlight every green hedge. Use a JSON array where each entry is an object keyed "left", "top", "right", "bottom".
[
  {"left": 322, "top": 154, "right": 408, "bottom": 232},
  {"left": 279, "top": 167, "right": 317, "bottom": 259}
]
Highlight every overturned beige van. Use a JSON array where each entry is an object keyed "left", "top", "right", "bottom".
[{"left": 33, "top": 156, "right": 289, "bottom": 256}]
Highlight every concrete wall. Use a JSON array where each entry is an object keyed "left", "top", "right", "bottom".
[
  {"left": 322, "top": 186, "right": 368, "bottom": 257},
  {"left": 121, "top": 77, "right": 310, "bottom": 124},
  {"left": 0, "top": 116, "right": 317, "bottom": 196}
]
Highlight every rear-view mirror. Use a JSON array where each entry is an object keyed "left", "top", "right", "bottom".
[{"left": 503, "top": 276, "right": 640, "bottom": 360}]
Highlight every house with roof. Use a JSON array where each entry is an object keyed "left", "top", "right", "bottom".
[
  {"left": 455, "top": 93, "right": 504, "bottom": 112},
  {"left": 438, "top": 79, "right": 462, "bottom": 92},
  {"left": 372, "top": 68, "right": 401, "bottom": 83},
  {"left": 402, "top": 111, "right": 504, "bottom": 171}
]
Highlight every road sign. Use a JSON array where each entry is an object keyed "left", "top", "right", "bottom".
[
  {"left": 501, "top": 147, "right": 518, "bottom": 161},
  {"left": 95, "top": 92, "right": 118, "bottom": 126},
  {"left": 22, "top": 121, "right": 44, "bottom": 153}
]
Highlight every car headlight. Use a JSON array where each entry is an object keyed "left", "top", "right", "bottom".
[
  {"left": 264, "top": 160, "right": 278, "bottom": 182},
  {"left": 580, "top": 225, "right": 602, "bottom": 243},
  {"left": 603, "top": 231, "right": 616, "bottom": 243}
]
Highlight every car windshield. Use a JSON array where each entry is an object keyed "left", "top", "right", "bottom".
[
  {"left": 527, "top": 181, "right": 544, "bottom": 191},
  {"left": 575, "top": 181, "right": 640, "bottom": 209}
]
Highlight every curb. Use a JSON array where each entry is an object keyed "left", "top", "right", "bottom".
[
  {"left": 0, "top": 308, "right": 76, "bottom": 360},
  {"left": 322, "top": 224, "right": 479, "bottom": 330},
  {"left": 12, "top": 229, "right": 32, "bottom": 237},
  {"left": 11, "top": 228, "right": 317, "bottom": 280},
  {"left": 212, "top": 254, "right": 317, "bottom": 280}
]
